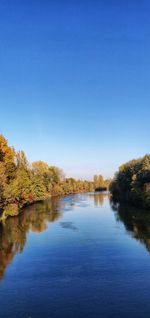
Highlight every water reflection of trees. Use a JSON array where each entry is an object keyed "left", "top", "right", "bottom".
[
  {"left": 90, "top": 192, "right": 110, "bottom": 207},
  {"left": 0, "top": 197, "right": 63, "bottom": 280},
  {"left": 111, "top": 199, "right": 150, "bottom": 253}
]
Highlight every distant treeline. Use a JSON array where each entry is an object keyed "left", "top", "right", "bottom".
[
  {"left": 0, "top": 135, "right": 94, "bottom": 220},
  {"left": 110, "top": 155, "right": 150, "bottom": 208},
  {"left": 93, "top": 174, "right": 111, "bottom": 191}
]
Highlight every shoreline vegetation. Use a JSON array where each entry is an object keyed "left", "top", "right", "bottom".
[
  {"left": 0, "top": 135, "right": 93, "bottom": 221},
  {"left": 1, "top": 134, "right": 149, "bottom": 221},
  {"left": 110, "top": 155, "right": 150, "bottom": 209},
  {"left": 0, "top": 135, "right": 111, "bottom": 221}
]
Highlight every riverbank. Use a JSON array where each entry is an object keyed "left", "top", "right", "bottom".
[
  {"left": 0, "top": 189, "right": 94, "bottom": 222},
  {"left": 0, "top": 134, "right": 94, "bottom": 221}
]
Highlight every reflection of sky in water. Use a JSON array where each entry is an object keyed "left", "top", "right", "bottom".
[
  {"left": 0, "top": 193, "right": 150, "bottom": 317},
  {"left": 60, "top": 193, "right": 110, "bottom": 212}
]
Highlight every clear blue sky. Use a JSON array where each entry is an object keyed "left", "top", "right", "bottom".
[{"left": 0, "top": 0, "right": 150, "bottom": 179}]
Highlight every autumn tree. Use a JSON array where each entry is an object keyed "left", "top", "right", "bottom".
[
  {"left": 0, "top": 134, "right": 94, "bottom": 220},
  {"left": 0, "top": 135, "right": 16, "bottom": 207}
]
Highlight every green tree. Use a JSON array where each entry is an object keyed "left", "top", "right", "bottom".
[{"left": 110, "top": 155, "right": 150, "bottom": 208}]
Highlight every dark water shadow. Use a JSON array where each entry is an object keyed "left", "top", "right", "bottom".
[
  {"left": 59, "top": 221, "right": 78, "bottom": 231},
  {"left": 110, "top": 198, "right": 150, "bottom": 253}
]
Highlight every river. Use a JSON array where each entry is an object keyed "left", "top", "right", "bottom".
[{"left": 0, "top": 192, "right": 150, "bottom": 317}]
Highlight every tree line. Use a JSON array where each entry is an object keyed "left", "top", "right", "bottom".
[
  {"left": 110, "top": 155, "right": 150, "bottom": 208},
  {"left": 93, "top": 174, "right": 111, "bottom": 190},
  {"left": 0, "top": 135, "right": 94, "bottom": 220}
]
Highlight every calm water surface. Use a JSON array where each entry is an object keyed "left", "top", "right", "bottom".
[{"left": 0, "top": 193, "right": 150, "bottom": 318}]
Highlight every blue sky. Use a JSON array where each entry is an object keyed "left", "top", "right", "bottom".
[{"left": 0, "top": 0, "right": 150, "bottom": 179}]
